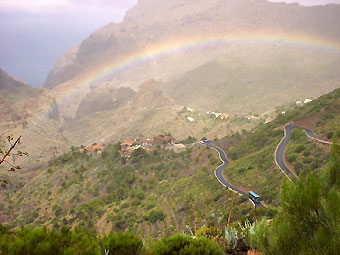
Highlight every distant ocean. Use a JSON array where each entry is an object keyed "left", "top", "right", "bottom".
[{"left": 0, "top": 12, "right": 116, "bottom": 87}]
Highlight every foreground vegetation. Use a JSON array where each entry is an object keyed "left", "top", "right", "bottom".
[
  {"left": 250, "top": 130, "right": 340, "bottom": 255},
  {"left": 0, "top": 226, "right": 223, "bottom": 255},
  {"left": 2, "top": 142, "right": 262, "bottom": 238}
]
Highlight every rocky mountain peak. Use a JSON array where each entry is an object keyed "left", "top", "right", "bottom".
[
  {"left": 0, "top": 68, "right": 29, "bottom": 91},
  {"left": 131, "top": 79, "right": 173, "bottom": 110}
]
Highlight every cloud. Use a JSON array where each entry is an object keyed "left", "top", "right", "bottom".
[
  {"left": 69, "top": 0, "right": 137, "bottom": 8},
  {"left": 0, "top": 0, "right": 137, "bottom": 14},
  {"left": 268, "top": 0, "right": 340, "bottom": 5}
]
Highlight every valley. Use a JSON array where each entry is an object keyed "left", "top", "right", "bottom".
[{"left": 1, "top": 0, "right": 340, "bottom": 254}]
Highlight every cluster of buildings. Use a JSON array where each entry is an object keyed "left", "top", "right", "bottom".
[
  {"left": 120, "top": 135, "right": 187, "bottom": 157},
  {"left": 80, "top": 144, "right": 105, "bottom": 155},
  {"left": 206, "top": 111, "right": 229, "bottom": 120},
  {"left": 296, "top": 98, "right": 313, "bottom": 106}
]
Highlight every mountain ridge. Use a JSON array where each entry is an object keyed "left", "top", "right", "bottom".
[{"left": 43, "top": 0, "right": 340, "bottom": 127}]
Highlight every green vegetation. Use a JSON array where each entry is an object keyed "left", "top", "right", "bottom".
[
  {"left": 250, "top": 131, "right": 340, "bottom": 255},
  {"left": 1, "top": 141, "right": 253, "bottom": 238},
  {"left": 217, "top": 88, "right": 340, "bottom": 205},
  {"left": 1, "top": 88, "right": 340, "bottom": 254},
  {"left": 180, "top": 136, "right": 197, "bottom": 144},
  {"left": 0, "top": 225, "right": 227, "bottom": 255},
  {"left": 285, "top": 128, "right": 329, "bottom": 176}
]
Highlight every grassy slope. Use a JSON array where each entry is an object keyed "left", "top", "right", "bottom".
[
  {"left": 63, "top": 104, "right": 260, "bottom": 147},
  {"left": 285, "top": 128, "right": 330, "bottom": 177},
  {"left": 215, "top": 88, "right": 340, "bottom": 205},
  {"left": 1, "top": 144, "right": 255, "bottom": 238},
  {"left": 1, "top": 88, "right": 339, "bottom": 239}
]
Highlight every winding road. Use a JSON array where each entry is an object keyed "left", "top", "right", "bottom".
[
  {"left": 275, "top": 124, "right": 332, "bottom": 180},
  {"left": 203, "top": 140, "right": 263, "bottom": 209},
  {"left": 202, "top": 124, "right": 332, "bottom": 209}
]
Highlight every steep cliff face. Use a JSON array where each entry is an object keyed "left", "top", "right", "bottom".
[
  {"left": 131, "top": 79, "right": 174, "bottom": 110},
  {"left": 0, "top": 69, "right": 68, "bottom": 167},
  {"left": 0, "top": 68, "right": 32, "bottom": 127},
  {"left": 44, "top": 45, "right": 79, "bottom": 90},
  {"left": 62, "top": 79, "right": 174, "bottom": 145},
  {"left": 40, "top": 0, "right": 340, "bottom": 146},
  {"left": 75, "top": 86, "right": 136, "bottom": 119},
  {"left": 0, "top": 68, "right": 29, "bottom": 91},
  {"left": 44, "top": 0, "right": 340, "bottom": 90}
]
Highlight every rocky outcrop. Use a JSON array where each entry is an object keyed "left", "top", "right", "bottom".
[
  {"left": 75, "top": 86, "right": 136, "bottom": 118},
  {"left": 131, "top": 79, "right": 174, "bottom": 110},
  {"left": 0, "top": 69, "right": 68, "bottom": 166},
  {"left": 44, "top": 45, "right": 79, "bottom": 89},
  {"left": 0, "top": 68, "right": 29, "bottom": 91}
]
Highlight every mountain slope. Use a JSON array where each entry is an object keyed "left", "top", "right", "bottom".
[
  {"left": 0, "top": 69, "right": 68, "bottom": 168},
  {"left": 213, "top": 88, "right": 340, "bottom": 204},
  {"left": 44, "top": 0, "right": 340, "bottom": 122},
  {"left": 1, "top": 87, "right": 339, "bottom": 238}
]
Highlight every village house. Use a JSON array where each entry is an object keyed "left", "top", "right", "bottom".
[
  {"left": 207, "top": 111, "right": 228, "bottom": 120},
  {"left": 82, "top": 144, "right": 105, "bottom": 155},
  {"left": 153, "top": 136, "right": 173, "bottom": 145},
  {"left": 120, "top": 139, "right": 135, "bottom": 149},
  {"left": 265, "top": 117, "right": 273, "bottom": 124},
  {"left": 220, "top": 113, "right": 229, "bottom": 120},
  {"left": 121, "top": 146, "right": 136, "bottom": 157},
  {"left": 135, "top": 137, "right": 153, "bottom": 146},
  {"left": 246, "top": 115, "right": 260, "bottom": 121}
]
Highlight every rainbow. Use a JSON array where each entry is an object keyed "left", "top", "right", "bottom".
[{"left": 49, "top": 32, "right": 340, "bottom": 116}]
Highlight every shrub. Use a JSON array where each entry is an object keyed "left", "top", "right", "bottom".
[
  {"left": 144, "top": 209, "right": 166, "bottom": 223},
  {"left": 294, "top": 144, "right": 305, "bottom": 153},
  {"left": 287, "top": 154, "right": 297, "bottom": 163},
  {"left": 100, "top": 231, "right": 143, "bottom": 255},
  {"left": 150, "top": 234, "right": 222, "bottom": 255},
  {"left": 210, "top": 157, "right": 218, "bottom": 166}
]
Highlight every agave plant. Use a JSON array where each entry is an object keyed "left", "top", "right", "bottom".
[
  {"left": 184, "top": 224, "right": 194, "bottom": 237},
  {"left": 238, "top": 219, "right": 255, "bottom": 239},
  {"left": 224, "top": 226, "right": 239, "bottom": 250}
]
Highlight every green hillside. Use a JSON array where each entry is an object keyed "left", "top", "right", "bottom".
[
  {"left": 212, "top": 88, "right": 340, "bottom": 206},
  {"left": 1, "top": 88, "right": 339, "bottom": 254},
  {"left": 1, "top": 143, "right": 261, "bottom": 238}
]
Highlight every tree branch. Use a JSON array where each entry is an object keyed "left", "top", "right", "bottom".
[
  {"left": 4, "top": 159, "right": 20, "bottom": 171},
  {"left": 0, "top": 136, "right": 21, "bottom": 165}
]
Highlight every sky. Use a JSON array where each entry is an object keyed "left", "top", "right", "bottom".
[
  {"left": 0, "top": 0, "right": 339, "bottom": 86},
  {"left": 268, "top": 0, "right": 340, "bottom": 4},
  {"left": 0, "top": 0, "right": 137, "bottom": 86}
]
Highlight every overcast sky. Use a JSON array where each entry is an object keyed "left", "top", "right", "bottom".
[
  {"left": 0, "top": 0, "right": 339, "bottom": 86},
  {"left": 268, "top": 0, "right": 340, "bottom": 4},
  {"left": 0, "top": 0, "right": 137, "bottom": 86}
]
